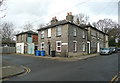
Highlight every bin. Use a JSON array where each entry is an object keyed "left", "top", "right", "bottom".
[
  {"left": 41, "top": 50, "right": 45, "bottom": 56},
  {"left": 51, "top": 50, "right": 56, "bottom": 57},
  {"left": 35, "top": 50, "right": 41, "bottom": 56}
]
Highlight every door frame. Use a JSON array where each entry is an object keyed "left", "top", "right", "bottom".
[{"left": 87, "top": 41, "right": 90, "bottom": 54}]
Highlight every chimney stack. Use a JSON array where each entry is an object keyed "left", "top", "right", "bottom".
[
  {"left": 51, "top": 16, "right": 58, "bottom": 24},
  {"left": 66, "top": 12, "right": 74, "bottom": 23}
]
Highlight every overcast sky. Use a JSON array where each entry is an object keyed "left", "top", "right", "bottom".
[{"left": 0, "top": 0, "right": 119, "bottom": 31}]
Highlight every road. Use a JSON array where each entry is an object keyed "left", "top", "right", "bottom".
[{"left": 2, "top": 52, "right": 119, "bottom": 81}]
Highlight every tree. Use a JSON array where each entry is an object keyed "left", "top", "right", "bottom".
[
  {"left": 92, "top": 18, "right": 119, "bottom": 47},
  {"left": 73, "top": 13, "right": 89, "bottom": 25},
  {"left": 0, "top": 0, "right": 6, "bottom": 19},
  {"left": 38, "top": 24, "right": 45, "bottom": 29},
  {"left": 92, "top": 19, "right": 116, "bottom": 33},
  {"left": 23, "top": 22, "right": 34, "bottom": 31},
  {"left": 1, "top": 22, "right": 15, "bottom": 45}
]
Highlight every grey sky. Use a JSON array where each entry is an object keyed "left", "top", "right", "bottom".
[{"left": 0, "top": 0, "right": 119, "bottom": 31}]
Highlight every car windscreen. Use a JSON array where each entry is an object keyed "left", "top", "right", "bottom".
[{"left": 100, "top": 48, "right": 109, "bottom": 50}]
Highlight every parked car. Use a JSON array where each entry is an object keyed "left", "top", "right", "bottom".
[
  {"left": 117, "top": 47, "right": 120, "bottom": 51},
  {"left": 110, "top": 47, "right": 118, "bottom": 53},
  {"left": 100, "top": 48, "right": 112, "bottom": 55}
]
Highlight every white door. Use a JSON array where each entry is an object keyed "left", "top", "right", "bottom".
[{"left": 97, "top": 42, "right": 100, "bottom": 52}]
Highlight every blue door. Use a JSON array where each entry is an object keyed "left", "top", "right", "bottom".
[{"left": 28, "top": 43, "right": 35, "bottom": 54}]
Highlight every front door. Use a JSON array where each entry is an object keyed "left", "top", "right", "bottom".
[
  {"left": 48, "top": 43, "right": 51, "bottom": 55},
  {"left": 87, "top": 42, "right": 90, "bottom": 54}
]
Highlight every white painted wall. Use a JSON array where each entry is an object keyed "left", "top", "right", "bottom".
[{"left": 16, "top": 43, "right": 24, "bottom": 54}]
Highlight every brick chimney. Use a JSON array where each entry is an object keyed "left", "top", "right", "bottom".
[
  {"left": 66, "top": 12, "right": 74, "bottom": 23},
  {"left": 51, "top": 16, "right": 58, "bottom": 24}
]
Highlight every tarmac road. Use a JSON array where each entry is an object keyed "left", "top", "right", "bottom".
[{"left": 2, "top": 52, "right": 119, "bottom": 81}]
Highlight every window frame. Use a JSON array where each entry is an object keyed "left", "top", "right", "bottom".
[
  {"left": 73, "top": 41, "right": 77, "bottom": 52},
  {"left": 47, "top": 28, "right": 51, "bottom": 38},
  {"left": 73, "top": 28, "right": 77, "bottom": 37},
  {"left": 41, "top": 42, "right": 44, "bottom": 50},
  {"left": 82, "top": 43, "right": 86, "bottom": 52},
  {"left": 41, "top": 31, "right": 45, "bottom": 39},
  {"left": 82, "top": 30, "right": 85, "bottom": 38},
  {"left": 56, "top": 26, "right": 61, "bottom": 37},
  {"left": 56, "top": 41, "right": 61, "bottom": 52}
]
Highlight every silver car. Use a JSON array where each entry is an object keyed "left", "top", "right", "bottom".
[{"left": 100, "top": 48, "right": 112, "bottom": 55}]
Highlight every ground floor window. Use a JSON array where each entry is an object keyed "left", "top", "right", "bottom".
[
  {"left": 41, "top": 42, "right": 44, "bottom": 50},
  {"left": 82, "top": 43, "right": 86, "bottom": 52},
  {"left": 56, "top": 41, "right": 61, "bottom": 52},
  {"left": 73, "top": 41, "right": 77, "bottom": 52}
]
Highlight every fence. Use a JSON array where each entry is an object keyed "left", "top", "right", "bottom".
[{"left": 0, "top": 47, "right": 16, "bottom": 54}]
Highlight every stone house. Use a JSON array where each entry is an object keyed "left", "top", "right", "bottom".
[
  {"left": 16, "top": 31, "right": 38, "bottom": 54},
  {"left": 37, "top": 13, "right": 88, "bottom": 57},
  {"left": 83, "top": 24, "right": 109, "bottom": 54}
]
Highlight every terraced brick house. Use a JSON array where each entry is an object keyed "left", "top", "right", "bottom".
[
  {"left": 37, "top": 12, "right": 109, "bottom": 57},
  {"left": 83, "top": 24, "right": 109, "bottom": 54},
  {"left": 16, "top": 31, "right": 38, "bottom": 54},
  {"left": 38, "top": 13, "right": 88, "bottom": 57}
]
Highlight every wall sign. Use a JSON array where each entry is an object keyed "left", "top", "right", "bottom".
[{"left": 62, "top": 43, "right": 68, "bottom": 45}]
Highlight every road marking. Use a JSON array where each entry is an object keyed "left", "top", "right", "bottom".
[
  {"left": 110, "top": 72, "right": 120, "bottom": 83},
  {"left": 17, "top": 65, "right": 31, "bottom": 77},
  {"left": 2, "top": 66, "right": 11, "bottom": 68}
]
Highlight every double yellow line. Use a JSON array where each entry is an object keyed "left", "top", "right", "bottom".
[
  {"left": 22, "top": 65, "right": 31, "bottom": 73},
  {"left": 110, "top": 72, "right": 120, "bottom": 83},
  {"left": 17, "top": 65, "right": 31, "bottom": 77}
]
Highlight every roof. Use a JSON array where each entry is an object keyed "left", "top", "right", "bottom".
[
  {"left": 81, "top": 24, "right": 108, "bottom": 35},
  {"left": 37, "top": 20, "right": 88, "bottom": 31},
  {"left": 16, "top": 31, "right": 38, "bottom": 36}
]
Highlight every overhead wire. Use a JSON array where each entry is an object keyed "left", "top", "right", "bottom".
[{"left": 30, "top": 0, "right": 90, "bottom": 25}]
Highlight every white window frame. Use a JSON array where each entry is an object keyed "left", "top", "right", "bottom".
[
  {"left": 56, "top": 41, "right": 61, "bottom": 52},
  {"left": 82, "top": 43, "right": 86, "bottom": 52},
  {"left": 73, "top": 28, "right": 77, "bottom": 36},
  {"left": 73, "top": 41, "right": 77, "bottom": 52},
  {"left": 41, "top": 31, "right": 44, "bottom": 38},
  {"left": 56, "top": 26, "right": 61, "bottom": 36},
  {"left": 41, "top": 42, "right": 44, "bottom": 50},
  {"left": 48, "top": 28, "right": 51, "bottom": 37},
  {"left": 82, "top": 31, "right": 85, "bottom": 38}
]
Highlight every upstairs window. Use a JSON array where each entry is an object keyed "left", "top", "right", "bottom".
[
  {"left": 73, "top": 28, "right": 77, "bottom": 36},
  {"left": 82, "top": 31, "right": 85, "bottom": 38},
  {"left": 56, "top": 41, "right": 61, "bottom": 52},
  {"left": 56, "top": 26, "right": 61, "bottom": 36},
  {"left": 48, "top": 28, "right": 51, "bottom": 37},
  {"left": 41, "top": 31, "right": 44, "bottom": 38},
  {"left": 28, "top": 34, "right": 31, "bottom": 37}
]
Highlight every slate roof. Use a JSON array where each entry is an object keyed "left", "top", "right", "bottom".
[
  {"left": 84, "top": 24, "right": 108, "bottom": 35},
  {"left": 37, "top": 20, "right": 108, "bottom": 35},
  {"left": 16, "top": 30, "right": 38, "bottom": 36},
  {"left": 37, "top": 20, "right": 88, "bottom": 31}
]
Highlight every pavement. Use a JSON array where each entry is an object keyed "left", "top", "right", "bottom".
[
  {"left": 1, "top": 60, "right": 25, "bottom": 80},
  {"left": 1, "top": 53, "right": 99, "bottom": 80},
  {"left": 17, "top": 53, "right": 100, "bottom": 61}
]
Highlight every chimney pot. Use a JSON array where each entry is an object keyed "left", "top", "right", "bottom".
[{"left": 66, "top": 12, "right": 73, "bottom": 23}]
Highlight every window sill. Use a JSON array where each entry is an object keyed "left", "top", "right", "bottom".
[
  {"left": 73, "top": 51, "right": 77, "bottom": 53},
  {"left": 73, "top": 36, "right": 77, "bottom": 37},
  {"left": 47, "top": 37, "right": 51, "bottom": 38},
  {"left": 56, "top": 35, "right": 61, "bottom": 37}
]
